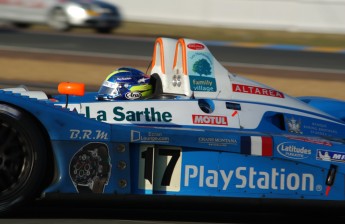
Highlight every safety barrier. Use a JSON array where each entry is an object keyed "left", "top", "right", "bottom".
[{"left": 105, "top": 0, "right": 345, "bottom": 34}]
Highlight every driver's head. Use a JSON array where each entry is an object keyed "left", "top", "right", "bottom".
[{"left": 97, "top": 67, "right": 152, "bottom": 100}]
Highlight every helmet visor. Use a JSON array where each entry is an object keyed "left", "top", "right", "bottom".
[{"left": 98, "top": 81, "right": 125, "bottom": 99}]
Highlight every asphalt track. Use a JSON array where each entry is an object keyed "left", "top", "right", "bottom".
[
  {"left": 1, "top": 27, "right": 345, "bottom": 223},
  {"left": 1, "top": 27, "right": 345, "bottom": 74}
]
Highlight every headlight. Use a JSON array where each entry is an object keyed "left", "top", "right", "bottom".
[
  {"left": 66, "top": 5, "right": 87, "bottom": 19},
  {"left": 86, "top": 10, "right": 100, "bottom": 17}
]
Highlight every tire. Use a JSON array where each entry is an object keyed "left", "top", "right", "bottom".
[
  {"left": 12, "top": 22, "right": 31, "bottom": 29},
  {"left": 0, "top": 104, "right": 47, "bottom": 215},
  {"left": 47, "top": 8, "right": 71, "bottom": 32},
  {"left": 96, "top": 27, "right": 113, "bottom": 34}
]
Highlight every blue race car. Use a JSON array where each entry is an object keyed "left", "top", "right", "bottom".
[{"left": 1, "top": 37, "right": 345, "bottom": 214}]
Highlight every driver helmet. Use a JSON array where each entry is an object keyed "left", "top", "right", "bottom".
[{"left": 97, "top": 67, "right": 152, "bottom": 100}]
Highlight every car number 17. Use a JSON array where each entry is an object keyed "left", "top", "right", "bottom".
[{"left": 138, "top": 145, "right": 182, "bottom": 192}]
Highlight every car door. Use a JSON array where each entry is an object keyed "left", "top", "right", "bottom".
[
  {"left": 19, "top": 0, "right": 50, "bottom": 22},
  {"left": 0, "top": 0, "right": 25, "bottom": 20}
]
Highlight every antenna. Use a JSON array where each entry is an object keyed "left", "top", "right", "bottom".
[
  {"left": 146, "top": 61, "right": 152, "bottom": 74},
  {"left": 191, "top": 91, "right": 195, "bottom": 99},
  {"left": 216, "top": 90, "right": 222, "bottom": 99},
  {"left": 65, "top": 95, "right": 69, "bottom": 108}
]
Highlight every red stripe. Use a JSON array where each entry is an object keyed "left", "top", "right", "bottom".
[
  {"left": 261, "top": 136, "right": 273, "bottom": 156},
  {"left": 325, "top": 186, "right": 331, "bottom": 196}
]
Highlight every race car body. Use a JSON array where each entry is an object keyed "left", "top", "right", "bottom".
[{"left": 1, "top": 37, "right": 345, "bottom": 214}]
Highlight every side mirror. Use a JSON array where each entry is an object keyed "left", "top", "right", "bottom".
[
  {"left": 58, "top": 82, "right": 85, "bottom": 108},
  {"left": 58, "top": 82, "right": 85, "bottom": 96}
]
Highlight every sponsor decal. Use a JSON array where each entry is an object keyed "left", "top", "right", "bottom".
[
  {"left": 241, "top": 136, "right": 273, "bottom": 156},
  {"left": 187, "top": 43, "right": 205, "bottom": 50},
  {"left": 277, "top": 142, "right": 312, "bottom": 159},
  {"left": 116, "top": 77, "right": 132, "bottom": 81},
  {"left": 198, "top": 137, "right": 237, "bottom": 147},
  {"left": 286, "top": 117, "right": 338, "bottom": 137},
  {"left": 125, "top": 91, "right": 142, "bottom": 100},
  {"left": 70, "top": 129, "right": 109, "bottom": 140},
  {"left": 286, "top": 136, "right": 332, "bottom": 147},
  {"left": 131, "top": 130, "right": 170, "bottom": 143},
  {"left": 303, "top": 121, "right": 338, "bottom": 136},
  {"left": 192, "top": 115, "right": 228, "bottom": 126},
  {"left": 188, "top": 51, "right": 216, "bottom": 92},
  {"left": 69, "top": 143, "right": 111, "bottom": 193},
  {"left": 184, "top": 165, "right": 319, "bottom": 192},
  {"left": 232, "top": 84, "right": 284, "bottom": 98},
  {"left": 85, "top": 106, "right": 172, "bottom": 123},
  {"left": 317, "top": 149, "right": 345, "bottom": 163},
  {"left": 137, "top": 146, "right": 322, "bottom": 194},
  {"left": 191, "top": 79, "right": 214, "bottom": 91},
  {"left": 286, "top": 117, "right": 302, "bottom": 134}
]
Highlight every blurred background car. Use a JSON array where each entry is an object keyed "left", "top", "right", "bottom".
[{"left": 0, "top": 0, "right": 121, "bottom": 33}]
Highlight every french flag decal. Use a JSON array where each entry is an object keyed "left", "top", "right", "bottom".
[{"left": 241, "top": 136, "right": 273, "bottom": 156}]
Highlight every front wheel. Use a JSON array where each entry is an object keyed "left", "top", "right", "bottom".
[
  {"left": 0, "top": 104, "right": 47, "bottom": 215},
  {"left": 12, "top": 22, "right": 31, "bottom": 29},
  {"left": 47, "top": 8, "right": 71, "bottom": 31},
  {"left": 95, "top": 27, "right": 113, "bottom": 34}
]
